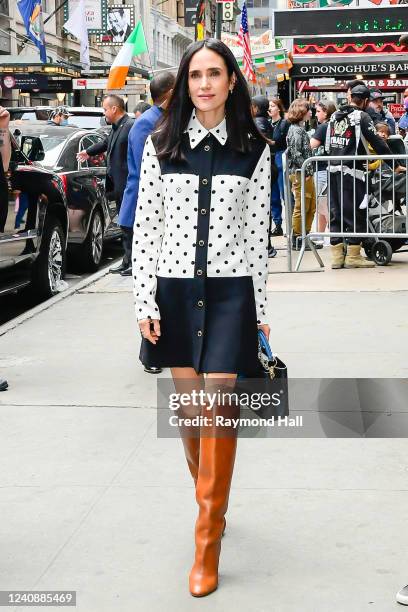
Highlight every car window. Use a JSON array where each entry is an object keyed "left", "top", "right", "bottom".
[
  {"left": 10, "top": 111, "right": 37, "bottom": 122},
  {"left": 20, "top": 134, "right": 67, "bottom": 168},
  {"left": 79, "top": 134, "right": 107, "bottom": 169},
  {"left": 67, "top": 114, "right": 104, "bottom": 129},
  {"left": 57, "top": 137, "right": 79, "bottom": 172}
]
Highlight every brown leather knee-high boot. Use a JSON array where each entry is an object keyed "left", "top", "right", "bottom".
[{"left": 189, "top": 390, "right": 238, "bottom": 597}]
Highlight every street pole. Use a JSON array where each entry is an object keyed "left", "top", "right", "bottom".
[{"left": 216, "top": 2, "right": 222, "bottom": 39}]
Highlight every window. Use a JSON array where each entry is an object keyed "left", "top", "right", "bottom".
[
  {"left": 0, "top": 0, "right": 9, "bottom": 16},
  {"left": 254, "top": 16, "right": 269, "bottom": 30}
]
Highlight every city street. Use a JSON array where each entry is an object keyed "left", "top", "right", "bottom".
[{"left": 0, "top": 244, "right": 407, "bottom": 611}]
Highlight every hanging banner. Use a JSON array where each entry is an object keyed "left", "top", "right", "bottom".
[
  {"left": 64, "top": 0, "right": 108, "bottom": 34},
  {"left": 99, "top": 5, "right": 135, "bottom": 45},
  {"left": 221, "top": 30, "right": 277, "bottom": 58}
]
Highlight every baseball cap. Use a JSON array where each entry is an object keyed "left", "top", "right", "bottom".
[
  {"left": 350, "top": 84, "right": 370, "bottom": 99},
  {"left": 369, "top": 90, "right": 384, "bottom": 101},
  {"left": 52, "top": 105, "right": 73, "bottom": 118}
]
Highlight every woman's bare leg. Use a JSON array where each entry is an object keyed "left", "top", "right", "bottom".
[{"left": 171, "top": 367, "right": 203, "bottom": 484}]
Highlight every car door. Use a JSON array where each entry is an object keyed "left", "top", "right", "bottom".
[
  {"left": 0, "top": 140, "right": 39, "bottom": 268},
  {"left": 58, "top": 134, "right": 99, "bottom": 244},
  {"left": 78, "top": 133, "right": 118, "bottom": 235}
]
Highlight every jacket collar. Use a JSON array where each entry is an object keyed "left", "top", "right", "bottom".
[
  {"left": 112, "top": 113, "right": 128, "bottom": 131},
  {"left": 185, "top": 111, "right": 227, "bottom": 149}
]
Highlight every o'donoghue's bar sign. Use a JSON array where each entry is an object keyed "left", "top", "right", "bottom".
[{"left": 291, "top": 60, "right": 408, "bottom": 78}]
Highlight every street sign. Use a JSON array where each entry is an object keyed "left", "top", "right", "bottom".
[
  {"left": 291, "top": 58, "right": 408, "bottom": 78},
  {"left": 222, "top": 2, "right": 234, "bottom": 21},
  {"left": 184, "top": 0, "right": 197, "bottom": 28},
  {"left": 389, "top": 103, "right": 404, "bottom": 118},
  {"left": 274, "top": 6, "right": 408, "bottom": 38}
]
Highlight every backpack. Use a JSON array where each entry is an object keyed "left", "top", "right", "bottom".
[{"left": 325, "top": 108, "right": 369, "bottom": 157}]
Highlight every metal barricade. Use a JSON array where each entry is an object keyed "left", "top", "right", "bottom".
[{"left": 294, "top": 153, "right": 408, "bottom": 271}]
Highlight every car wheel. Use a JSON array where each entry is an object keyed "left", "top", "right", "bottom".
[
  {"left": 82, "top": 208, "right": 104, "bottom": 272},
  {"left": 32, "top": 215, "right": 66, "bottom": 298}
]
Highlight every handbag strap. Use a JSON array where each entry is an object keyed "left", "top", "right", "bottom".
[{"left": 258, "top": 329, "right": 273, "bottom": 360}]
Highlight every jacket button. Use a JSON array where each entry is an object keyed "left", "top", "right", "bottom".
[
  {"left": 202, "top": 178, "right": 208, "bottom": 185},
  {"left": 196, "top": 269, "right": 203, "bottom": 276},
  {"left": 198, "top": 239, "right": 205, "bottom": 246},
  {"left": 197, "top": 330, "right": 203, "bottom": 337},
  {"left": 204, "top": 145, "right": 210, "bottom": 151},
  {"left": 197, "top": 300, "right": 204, "bottom": 308},
  {"left": 200, "top": 208, "right": 207, "bottom": 215}
]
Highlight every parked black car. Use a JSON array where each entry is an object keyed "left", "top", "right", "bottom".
[
  {"left": 0, "top": 134, "right": 68, "bottom": 299},
  {"left": 11, "top": 123, "right": 122, "bottom": 271}
]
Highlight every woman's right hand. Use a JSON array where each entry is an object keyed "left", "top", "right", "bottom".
[{"left": 139, "top": 318, "right": 161, "bottom": 344}]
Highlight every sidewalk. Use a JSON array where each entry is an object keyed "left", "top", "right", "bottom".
[{"left": 0, "top": 246, "right": 408, "bottom": 611}]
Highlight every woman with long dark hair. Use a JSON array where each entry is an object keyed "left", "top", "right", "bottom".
[{"left": 132, "top": 39, "right": 271, "bottom": 596}]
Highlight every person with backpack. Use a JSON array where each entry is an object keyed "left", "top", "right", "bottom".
[{"left": 325, "top": 83, "right": 391, "bottom": 269}]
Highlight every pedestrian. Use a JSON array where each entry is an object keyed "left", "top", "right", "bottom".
[
  {"left": 133, "top": 101, "right": 151, "bottom": 118},
  {"left": 286, "top": 98, "right": 318, "bottom": 251},
  {"left": 268, "top": 97, "right": 288, "bottom": 238},
  {"left": 47, "top": 106, "right": 72, "bottom": 126},
  {"left": 326, "top": 83, "right": 391, "bottom": 269},
  {"left": 0, "top": 103, "right": 11, "bottom": 234},
  {"left": 368, "top": 89, "right": 396, "bottom": 134},
  {"left": 251, "top": 95, "right": 277, "bottom": 257},
  {"left": 398, "top": 98, "right": 408, "bottom": 139},
  {"left": 119, "top": 72, "right": 175, "bottom": 279},
  {"left": 0, "top": 107, "right": 14, "bottom": 371},
  {"left": 77, "top": 94, "right": 134, "bottom": 274},
  {"left": 310, "top": 99, "right": 337, "bottom": 241},
  {"left": 132, "top": 38, "right": 271, "bottom": 597}
]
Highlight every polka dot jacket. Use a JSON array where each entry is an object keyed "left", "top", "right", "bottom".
[{"left": 132, "top": 111, "right": 271, "bottom": 325}]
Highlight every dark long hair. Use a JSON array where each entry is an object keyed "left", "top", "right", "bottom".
[{"left": 153, "top": 38, "right": 264, "bottom": 161}]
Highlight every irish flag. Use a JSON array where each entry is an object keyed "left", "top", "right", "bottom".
[{"left": 107, "top": 22, "right": 148, "bottom": 90}]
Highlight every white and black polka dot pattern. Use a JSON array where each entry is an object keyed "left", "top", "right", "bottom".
[{"left": 132, "top": 112, "right": 270, "bottom": 324}]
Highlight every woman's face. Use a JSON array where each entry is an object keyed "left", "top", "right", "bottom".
[
  {"left": 188, "top": 47, "right": 234, "bottom": 115},
  {"left": 268, "top": 101, "right": 280, "bottom": 119},
  {"left": 316, "top": 105, "right": 328, "bottom": 123}
]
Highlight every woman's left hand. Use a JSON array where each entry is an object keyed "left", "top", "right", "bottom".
[{"left": 258, "top": 323, "right": 270, "bottom": 341}]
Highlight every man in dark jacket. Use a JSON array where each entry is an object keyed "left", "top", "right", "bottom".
[
  {"left": 326, "top": 83, "right": 391, "bottom": 269},
  {"left": 77, "top": 94, "right": 134, "bottom": 273},
  {"left": 251, "top": 95, "right": 277, "bottom": 258}
]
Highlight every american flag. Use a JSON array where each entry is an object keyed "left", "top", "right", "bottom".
[{"left": 238, "top": 2, "right": 255, "bottom": 83}]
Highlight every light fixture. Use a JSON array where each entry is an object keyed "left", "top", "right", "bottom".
[
  {"left": 390, "top": 73, "right": 397, "bottom": 79},
  {"left": 356, "top": 74, "right": 364, "bottom": 80},
  {"left": 56, "top": 92, "right": 66, "bottom": 102}
]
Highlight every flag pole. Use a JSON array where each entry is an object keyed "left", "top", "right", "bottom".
[
  {"left": 216, "top": 3, "right": 222, "bottom": 40},
  {"left": 44, "top": 0, "right": 70, "bottom": 25}
]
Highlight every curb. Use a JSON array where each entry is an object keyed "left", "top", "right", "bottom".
[{"left": 0, "top": 262, "right": 115, "bottom": 338}]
